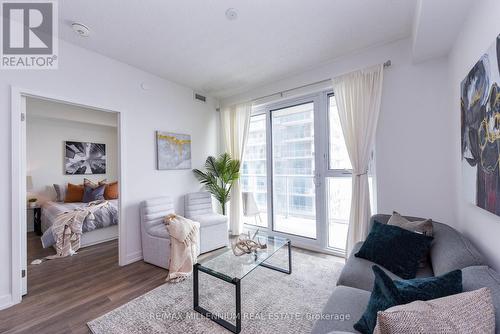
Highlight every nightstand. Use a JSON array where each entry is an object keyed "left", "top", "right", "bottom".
[{"left": 28, "top": 206, "right": 42, "bottom": 236}]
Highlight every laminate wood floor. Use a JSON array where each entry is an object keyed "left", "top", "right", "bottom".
[{"left": 0, "top": 233, "right": 167, "bottom": 334}]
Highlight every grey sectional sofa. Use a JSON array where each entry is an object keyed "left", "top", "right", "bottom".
[{"left": 312, "top": 214, "right": 500, "bottom": 334}]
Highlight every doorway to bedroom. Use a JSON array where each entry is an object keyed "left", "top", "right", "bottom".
[{"left": 23, "top": 96, "right": 121, "bottom": 297}]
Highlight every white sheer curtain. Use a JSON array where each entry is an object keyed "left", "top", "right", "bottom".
[
  {"left": 332, "top": 64, "right": 384, "bottom": 255},
  {"left": 220, "top": 102, "right": 252, "bottom": 236}
]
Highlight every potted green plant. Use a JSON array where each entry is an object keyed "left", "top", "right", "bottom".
[
  {"left": 193, "top": 153, "right": 240, "bottom": 215},
  {"left": 28, "top": 198, "right": 38, "bottom": 208}
]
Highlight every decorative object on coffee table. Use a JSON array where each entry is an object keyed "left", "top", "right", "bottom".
[{"left": 231, "top": 229, "right": 267, "bottom": 256}]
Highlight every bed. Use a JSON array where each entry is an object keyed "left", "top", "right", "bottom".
[{"left": 40, "top": 200, "right": 119, "bottom": 249}]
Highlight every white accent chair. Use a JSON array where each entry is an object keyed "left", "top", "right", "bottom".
[
  {"left": 140, "top": 196, "right": 200, "bottom": 269},
  {"left": 185, "top": 192, "right": 229, "bottom": 254}
]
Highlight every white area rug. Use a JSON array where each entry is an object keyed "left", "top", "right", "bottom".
[{"left": 88, "top": 250, "right": 343, "bottom": 334}]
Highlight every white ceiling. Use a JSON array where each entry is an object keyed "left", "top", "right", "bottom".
[
  {"left": 412, "top": 0, "right": 473, "bottom": 63},
  {"left": 59, "top": 0, "right": 418, "bottom": 99}
]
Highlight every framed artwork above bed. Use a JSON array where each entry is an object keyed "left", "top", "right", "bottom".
[{"left": 65, "top": 141, "right": 106, "bottom": 175}]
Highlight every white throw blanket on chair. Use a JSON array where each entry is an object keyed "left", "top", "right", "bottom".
[{"left": 164, "top": 214, "right": 200, "bottom": 282}]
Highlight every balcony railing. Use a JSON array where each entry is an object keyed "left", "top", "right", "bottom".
[{"left": 242, "top": 174, "right": 316, "bottom": 219}]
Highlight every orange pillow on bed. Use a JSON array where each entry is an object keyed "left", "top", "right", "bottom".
[
  {"left": 64, "top": 183, "right": 84, "bottom": 202},
  {"left": 104, "top": 181, "right": 118, "bottom": 200}
]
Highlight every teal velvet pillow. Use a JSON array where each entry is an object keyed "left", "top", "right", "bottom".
[
  {"left": 353, "top": 265, "right": 463, "bottom": 334},
  {"left": 355, "top": 221, "right": 433, "bottom": 279}
]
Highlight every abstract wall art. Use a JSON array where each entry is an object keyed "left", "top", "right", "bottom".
[
  {"left": 156, "top": 131, "right": 192, "bottom": 170},
  {"left": 461, "top": 33, "right": 500, "bottom": 216},
  {"left": 65, "top": 141, "right": 106, "bottom": 175}
]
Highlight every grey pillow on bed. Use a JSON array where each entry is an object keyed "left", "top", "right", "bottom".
[
  {"left": 53, "top": 184, "right": 66, "bottom": 202},
  {"left": 82, "top": 184, "right": 105, "bottom": 203}
]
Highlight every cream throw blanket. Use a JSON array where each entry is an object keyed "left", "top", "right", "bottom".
[{"left": 164, "top": 214, "right": 199, "bottom": 282}]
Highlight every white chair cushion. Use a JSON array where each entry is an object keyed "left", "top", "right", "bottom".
[
  {"left": 185, "top": 192, "right": 213, "bottom": 217},
  {"left": 142, "top": 196, "right": 174, "bottom": 234},
  {"left": 192, "top": 213, "right": 227, "bottom": 228},
  {"left": 148, "top": 224, "right": 169, "bottom": 238}
]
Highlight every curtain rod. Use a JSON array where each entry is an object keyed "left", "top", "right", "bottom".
[{"left": 251, "top": 60, "right": 391, "bottom": 104}]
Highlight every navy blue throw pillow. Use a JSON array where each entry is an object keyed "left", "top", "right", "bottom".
[
  {"left": 355, "top": 221, "right": 433, "bottom": 279},
  {"left": 354, "top": 265, "right": 463, "bottom": 334},
  {"left": 82, "top": 184, "right": 105, "bottom": 203}
]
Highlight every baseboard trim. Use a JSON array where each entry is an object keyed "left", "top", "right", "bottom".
[
  {"left": 0, "top": 294, "right": 15, "bottom": 311},
  {"left": 124, "top": 251, "right": 143, "bottom": 265}
]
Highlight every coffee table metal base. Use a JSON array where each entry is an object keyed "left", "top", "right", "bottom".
[{"left": 193, "top": 240, "right": 292, "bottom": 334}]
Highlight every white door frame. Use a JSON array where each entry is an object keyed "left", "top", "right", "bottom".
[{"left": 10, "top": 85, "right": 127, "bottom": 307}]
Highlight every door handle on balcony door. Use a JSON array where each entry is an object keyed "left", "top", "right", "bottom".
[{"left": 314, "top": 174, "right": 321, "bottom": 187}]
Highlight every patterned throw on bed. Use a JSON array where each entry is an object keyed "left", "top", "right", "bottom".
[{"left": 40, "top": 199, "right": 119, "bottom": 248}]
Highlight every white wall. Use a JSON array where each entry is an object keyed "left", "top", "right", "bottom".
[
  {"left": 26, "top": 97, "right": 119, "bottom": 127},
  {"left": 1, "top": 40, "right": 218, "bottom": 308},
  {"left": 223, "top": 38, "right": 455, "bottom": 226},
  {"left": 26, "top": 99, "right": 118, "bottom": 201},
  {"left": 449, "top": 0, "right": 500, "bottom": 270}
]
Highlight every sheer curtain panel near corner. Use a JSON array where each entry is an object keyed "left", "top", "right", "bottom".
[
  {"left": 332, "top": 64, "right": 384, "bottom": 255},
  {"left": 221, "top": 102, "right": 252, "bottom": 236}
]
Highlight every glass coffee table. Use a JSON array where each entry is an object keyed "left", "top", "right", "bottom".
[{"left": 193, "top": 234, "right": 291, "bottom": 334}]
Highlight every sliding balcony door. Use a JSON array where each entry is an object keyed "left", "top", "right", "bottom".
[
  {"left": 242, "top": 94, "right": 324, "bottom": 250},
  {"left": 271, "top": 102, "right": 317, "bottom": 239}
]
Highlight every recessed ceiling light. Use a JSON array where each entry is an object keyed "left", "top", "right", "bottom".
[
  {"left": 225, "top": 8, "right": 238, "bottom": 21},
  {"left": 71, "top": 22, "right": 90, "bottom": 37}
]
